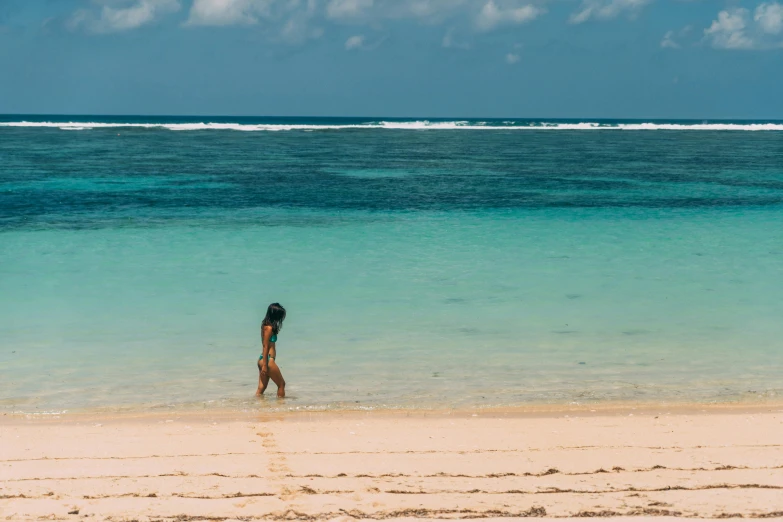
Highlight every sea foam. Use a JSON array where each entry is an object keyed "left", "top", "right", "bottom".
[{"left": 2, "top": 120, "right": 783, "bottom": 131}]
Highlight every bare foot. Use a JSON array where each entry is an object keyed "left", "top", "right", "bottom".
[{"left": 277, "top": 387, "right": 285, "bottom": 398}]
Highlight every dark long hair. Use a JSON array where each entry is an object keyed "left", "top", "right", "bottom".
[{"left": 262, "top": 303, "right": 286, "bottom": 335}]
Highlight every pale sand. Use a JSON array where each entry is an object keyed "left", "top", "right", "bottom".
[{"left": 2, "top": 405, "right": 783, "bottom": 521}]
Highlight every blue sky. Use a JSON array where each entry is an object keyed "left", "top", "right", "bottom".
[{"left": 1, "top": 0, "right": 782, "bottom": 118}]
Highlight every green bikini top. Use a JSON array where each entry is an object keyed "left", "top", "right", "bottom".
[{"left": 270, "top": 334, "right": 277, "bottom": 343}]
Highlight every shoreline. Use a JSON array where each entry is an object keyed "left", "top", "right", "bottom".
[{"left": 4, "top": 399, "right": 783, "bottom": 424}]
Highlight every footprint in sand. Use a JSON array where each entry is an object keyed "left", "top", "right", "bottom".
[{"left": 269, "top": 461, "right": 291, "bottom": 473}]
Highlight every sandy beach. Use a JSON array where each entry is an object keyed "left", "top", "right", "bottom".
[{"left": 2, "top": 405, "right": 782, "bottom": 521}]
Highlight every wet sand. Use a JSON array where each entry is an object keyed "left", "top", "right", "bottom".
[{"left": 2, "top": 405, "right": 783, "bottom": 520}]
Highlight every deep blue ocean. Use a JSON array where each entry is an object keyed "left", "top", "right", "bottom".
[{"left": 1, "top": 115, "right": 782, "bottom": 414}]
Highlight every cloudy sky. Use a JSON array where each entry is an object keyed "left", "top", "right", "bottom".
[{"left": 1, "top": 0, "right": 782, "bottom": 118}]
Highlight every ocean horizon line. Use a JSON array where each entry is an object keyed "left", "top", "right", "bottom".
[{"left": 3, "top": 113, "right": 783, "bottom": 123}]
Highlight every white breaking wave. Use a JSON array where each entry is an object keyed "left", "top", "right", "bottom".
[{"left": 1, "top": 120, "right": 783, "bottom": 131}]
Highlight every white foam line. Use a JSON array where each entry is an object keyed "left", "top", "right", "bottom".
[{"left": 1, "top": 121, "right": 783, "bottom": 131}]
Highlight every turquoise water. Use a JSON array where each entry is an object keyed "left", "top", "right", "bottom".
[{"left": 1, "top": 116, "right": 782, "bottom": 413}]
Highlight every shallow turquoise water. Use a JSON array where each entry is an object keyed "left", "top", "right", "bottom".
[{"left": 1, "top": 117, "right": 782, "bottom": 413}]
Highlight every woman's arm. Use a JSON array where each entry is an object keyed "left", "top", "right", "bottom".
[{"left": 261, "top": 325, "right": 272, "bottom": 372}]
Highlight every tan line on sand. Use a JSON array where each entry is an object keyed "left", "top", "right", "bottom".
[{"left": 1, "top": 407, "right": 783, "bottom": 520}]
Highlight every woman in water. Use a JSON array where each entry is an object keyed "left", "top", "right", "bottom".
[{"left": 256, "top": 303, "right": 287, "bottom": 398}]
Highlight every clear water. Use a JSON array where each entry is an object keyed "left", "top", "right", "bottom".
[{"left": 1, "top": 116, "right": 782, "bottom": 413}]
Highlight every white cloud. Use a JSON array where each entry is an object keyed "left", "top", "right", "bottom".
[
  {"left": 755, "top": 2, "right": 783, "bottom": 34},
  {"left": 327, "top": 0, "right": 374, "bottom": 20},
  {"left": 71, "top": 0, "right": 686, "bottom": 40},
  {"left": 704, "top": 4, "right": 783, "bottom": 50},
  {"left": 182, "top": 0, "right": 546, "bottom": 35},
  {"left": 660, "top": 26, "right": 690, "bottom": 49},
  {"left": 373, "top": 0, "right": 470, "bottom": 23},
  {"left": 704, "top": 8, "right": 755, "bottom": 49},
  {"left": 344, "top": 34, "right": 364, "bottom": 49},
  {"left": 475, "top": 1, "right": 542, "bottom": 31},
  {"left": 569, "top": 0, "right": 650, "bottom": 25},
  {"left": 505, "top": 52, "right": 520, "bottom": 63},
  {"left": 69, "top": 0, "right": 180, "bottom": 33},
  {"left": 186, "top": 0, "right": 321, "bottom": 42},
  {"left": 66, "top": 10, "right": 91, "bottom": 31},
  {"left": 660, "top": 30, "right": 679, "bottom": 48},
  {"left": 278, "top": 0, "right": 321, "bottom": 42},
  {"left": 442, "top": 27, "right": 470, "bottom": 49},
  {"left": 186, "top": 0, "right": 272, "bottom": 26},
  {"left": 184, "top": 0, "right": 465, "bottom": 28},
  {"left": 280, "top": 7, "right": 323, "bottom": 43}
]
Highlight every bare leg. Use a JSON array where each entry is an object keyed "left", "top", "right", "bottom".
[
  {"left": 267, "top": 359, "right": 286, "bottom": 398},
  {"left": 256, "top": 360, "right": 270, "bottom": 396}
]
